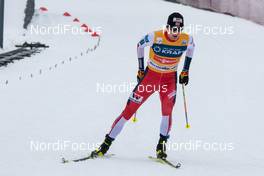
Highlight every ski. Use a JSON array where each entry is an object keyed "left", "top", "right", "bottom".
[
  {"left": 61, "top": 154, "right": 115, "bottom": 163},
  {"left": 148, "top": 156, "right": 181, "bottom": 169},
  {"left": 61, "top": 154, "right": 181, "bottom": 169}
]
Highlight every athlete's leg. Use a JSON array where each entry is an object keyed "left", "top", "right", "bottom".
[
  {"left": 108, "top": 69, "right": 158, "bottom": 139},
  {"left": 156, "top": 72, "right": 177, "bottom": 159},
  {"left": 159, "top": 73, "right": 177, "bottom": 137}
]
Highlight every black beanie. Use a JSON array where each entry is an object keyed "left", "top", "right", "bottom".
[{"left": 167, "top": 12, "right": 184, "bottom": 28}]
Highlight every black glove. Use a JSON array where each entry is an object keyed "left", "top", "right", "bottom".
[
  {"left": 179, "top": 71, "right": 189, "bottom": 85},
  {"left": 137, "top": 70, "right": 145, "bottom": 83}
]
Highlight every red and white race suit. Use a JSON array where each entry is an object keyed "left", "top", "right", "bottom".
[{"left": 108, "top": 30, "right": 195, "bottom": 139}]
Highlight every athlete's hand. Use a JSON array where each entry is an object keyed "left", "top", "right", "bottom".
[
  {"left": 137, "top": 70, "right": 145, "bottom": 83},
  {"left": 179, "top": 71, "right": 189, "bottom": 85}
]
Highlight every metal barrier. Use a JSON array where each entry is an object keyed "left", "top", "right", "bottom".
[{"left": 0, "top": 0, "right": 4, "bottom": 48}]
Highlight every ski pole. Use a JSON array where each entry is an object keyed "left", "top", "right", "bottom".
[
  {"left": 132, "top": 75, "right": 141, "bottom": 123},
  {"left": 132, "top": 112, "right": 138, "bottom": 123},
  {"left": 182, "top": 84, "right": 190, "bottom": 128}
]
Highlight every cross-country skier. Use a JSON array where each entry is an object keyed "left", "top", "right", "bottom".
[{"left": 91, "top": 12, "right": 195, "bottom": 159}]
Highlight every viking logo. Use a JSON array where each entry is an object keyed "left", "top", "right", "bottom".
[{"left": 153, "top": 46, "right": 161, "bottom": 53}]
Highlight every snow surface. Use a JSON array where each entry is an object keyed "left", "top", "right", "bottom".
[
  {"left": 1, "top": 0, "right": 264, "bottom": 175},
  {"left": 2, "top": 0, "right": 27, "bottom": 51}
]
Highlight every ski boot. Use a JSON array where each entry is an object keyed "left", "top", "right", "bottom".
[
  {"left": 156, "top": 134, "right": 169, "bottom": 159},
  {"left": 90, "top": 134, "right": 114, "bottom": 158}
]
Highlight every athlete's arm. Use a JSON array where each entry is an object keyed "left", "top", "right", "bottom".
[
  {"left": 183, "top": 35, "right": 195, "bottom": 71},
  {"left": 137, "top": 33, "right": 154, "bottom": 71},
  {"left": 180, "top": 35, "right": 195, "bottom": 85}
]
